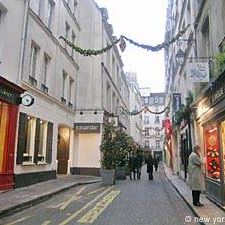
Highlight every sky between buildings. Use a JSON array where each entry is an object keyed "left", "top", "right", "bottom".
[{"left": 95, "top": 0, "right": 168, "bottom": 93}]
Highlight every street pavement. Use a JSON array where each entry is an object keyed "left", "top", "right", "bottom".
[{"left": 0, "top": 164, "right": 199, "bottom": 225}]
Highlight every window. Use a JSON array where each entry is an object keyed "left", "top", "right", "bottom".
[
  {"left": 68, "top": 77, "right": 74, "bottom": 107},
  {"left": 154, "top": 96, "right": 159, "bottom": 104},
  {"left": 144, "top": 97, "right": 148, "bottom": 104},
  {"left": 71, "top": 31, "right": 76, "bottom": 57},
  {"left": 144, "top": 116, "right": 149, "bottom": 124},
  {"left": 145, "top": 140, "right": 149, "bottom": 148},
  {"left": 46, "top": 0, "right": 54, "bottom": 29},
  {"left": 112, "top": 55, "right": 115, "bottom": 79},
  {"left": 16, "top": 113, "right": 54, "bottom": 164},
  {"left": 62, "top": 71, "right": 67, "bottom": 103},
  {"left": 73, "top": 0, "right": 78, "bottom": 15},
  {"left": 145, "top": 128, "right": 149, "bottom": 136},
  {"left": 38, "top": 120, "right": 48, "bottom": 162},
  {"left": 42, "top": 53, "right": 50, "bottom": 91},
  {"left": 107, "top": 83, "right": 111, "bottom": 111},
  {"left": 29, "top": 42, "right": 39, "bottom": 86},
  {"left": 65, "top": 22, "right": 70, "bottom": 50},
  {"left": 156, "top": 140, "right": 160, "bottom": 148},
  {"left": 155, "top": 116, "right": 160, "bottom": 124},
  {"left": 24, "top": 116, "right": 36, "bottom": 162}
]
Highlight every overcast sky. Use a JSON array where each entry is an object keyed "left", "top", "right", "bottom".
[{"left": 95, "top": 0, "right": 168, "bottom": 93}]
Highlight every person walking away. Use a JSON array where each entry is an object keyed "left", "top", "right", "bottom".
[
  {"left": 188, "top": 145, "right": 205, "bottom": 207},
  {"left": 129, "top": 152, "right": 136, "bottom": 180},
  {"left": 154, "top": 156, "right": 159, "bottom": 172},
  {"left": 146, "top": 153, "right": 154, "bottom": 180},
  {"left": 136, "top": 152, "right": 143, "bottom": 179}
]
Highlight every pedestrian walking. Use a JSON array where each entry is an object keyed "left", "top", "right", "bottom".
[
  {"left": 188, "top": 145, "right": 205, "bottom": 207},
  {"left": 129, "top": 152, "right": 136, "bottom": 180},
  {"left": 146, "top": 153, "right": 154, "bottom": 180},
  {"left": 154, "top": 156, "right": 159, "bottom": 172},
  {"left": 136, "top": 151, "right": 143, "bottom": 180}
]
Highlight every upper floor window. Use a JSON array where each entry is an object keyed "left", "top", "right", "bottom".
[
  {"left": 155, "top": 116, "right": 160, "bottom": 124},
  {"left": 65, "top": 22, "right": 70, "bottom": 50},
  {"left": 41, "top": 53, "right": 50, "bottom": 92},
  {"left": 46, "top": 0, "right": 55, "bottom": 29},
  {"left": 144, "top": 97, "right": 149, "bottom": 104},
  {"left": 156, "top": 140, "right": 160, "bottom": 148},
  {"left": 154, "top": 96, "right": 159, "bottom": 104},
  {"left": 145, "top": 128, "right": 149, "bottom": 136},
  {"left": 68, "top": 77, "right": 74, "bottom": 105},
  {"left": 144, "top": 116, "right": 149, "bottom": 124},
  {"left": 62, "top": 71, "right": 67, "bottom": 101},
  {"left": 29, "top": 42, "right": 39, "bottom": 84},
  {"left": 71, "top": 31, "right": 76, "bottom": 57}
]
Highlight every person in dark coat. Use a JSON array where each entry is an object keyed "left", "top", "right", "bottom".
[
  {"left": 154, "top": 156, "right": 159, "bottom": 172},
  {"left": 136, "top": 152, "right": 143, "bottom": 180},
  {"left": 129, "top": 152, "right": 136, "bottom": 180},
  {"left": 146, "top": 153, "right": 154, "bottom": 180}
]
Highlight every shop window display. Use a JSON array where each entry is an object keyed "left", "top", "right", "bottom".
[
  {"left": 221, "top": 121, "right": 225, "bottom": 177},
  {"left": 204, "top": 124, "right": 220, "bottom": 180}
]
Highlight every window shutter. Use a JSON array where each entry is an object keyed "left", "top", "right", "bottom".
[
  {"left": 46, "top": 122, "right": 53, "bottom": 163},
  {"left": 16, "top": 112, "right": 27, "bottom": 164},
  {"left": 34, "top": 118, "right": 40, "bottom": 163}
]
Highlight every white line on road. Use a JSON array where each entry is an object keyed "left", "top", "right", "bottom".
[
  {"left": 5, "top": 216, "right": 30, "bottom": 225},
  {"left": 41, "top": 220, "right": 51, "bottom": 225}
]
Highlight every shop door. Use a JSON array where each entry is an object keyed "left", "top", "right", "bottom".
[
  {"left": 57, "top": 127, "right": 70, "bottom": 174},
  {"left": 0, "top": 101, "right": 15, "bottom": 190},
  {"left": 220, "top": 121, "right": 225, "bottom": 204}
]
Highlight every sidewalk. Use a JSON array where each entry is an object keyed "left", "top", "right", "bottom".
[
  {"left": 0, "top": 175, "right": 101, "bottom": 218},
  {"left": 164, "top": 164, "right": 225, "bottom": 225}
]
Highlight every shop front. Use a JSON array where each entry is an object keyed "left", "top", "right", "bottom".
[
  {"left": 195, "top": 71, "right": 225, "bottom": 205},
  {"left": 0, "top": 77, "right": 24, "bottom": 190}
]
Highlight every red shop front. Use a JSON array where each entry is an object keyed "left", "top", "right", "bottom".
[{"left": 0, "top": 77, "right": 24, "bottom": 190}]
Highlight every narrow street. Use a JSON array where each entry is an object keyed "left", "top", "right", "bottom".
[{"left": 0, "top": 165, "right": 199, "bottom": 225}]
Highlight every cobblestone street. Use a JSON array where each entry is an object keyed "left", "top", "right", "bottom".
[{"left": 0, "top": 164, "right": 198, "bottom": 225}]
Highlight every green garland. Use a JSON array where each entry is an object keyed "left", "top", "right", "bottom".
[
  {"left": 59, "top": 36, "right": 121, "bottom": 56},
  {"left": 59, "top": 25, "right": 190, "bottom": 56},
  {"left": 121, "top": 24, "right": 190, "bottom": 52},
  {"left": 135, "top": 123, "right": 164, "bottom": 132}
]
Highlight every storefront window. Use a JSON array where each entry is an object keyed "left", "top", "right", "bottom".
[
  {"left": 204, "top": 124, "right": 220, "bottom": 181},
  {"left": 221, "top": 121, "right": 225, "bottom": 177}
]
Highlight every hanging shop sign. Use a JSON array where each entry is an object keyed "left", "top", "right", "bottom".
[
  {"left": 187, "top": 62, "right": 209, "bottom": 82},
  {"left": 74, "top": 123, "right": 101, "bottom": 133},
  {"left": 173, "top": 93, "right": 181, "bottom": 112},
  {"left": 210, "top": 82, "right": 225, "bottom": 105}
]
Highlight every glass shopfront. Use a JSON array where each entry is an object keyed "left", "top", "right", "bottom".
[{"left": 204, "top": 124, "right": 220, "bottom": 181}]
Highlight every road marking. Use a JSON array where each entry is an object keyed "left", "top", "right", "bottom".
[
  {"left": 58, "top": 187, "right": 113, "bottom": 225},
  {"left": 86, "top": 187, "right": 105, "bottom": 196},
  {"left": 5, "top": 216, "right": 30, "bottom": 225},
  {"left": 60, "top": 195, "right": 82, "bottom": 210},
  {"left": 78, "top": 190, "right": 121, "bottom": 224},
  {"left": 76, "top": 186, "right": 86, "bottom": 195},
  {"left": 41, "top": 221, "right": 51, "bottom": 225}
]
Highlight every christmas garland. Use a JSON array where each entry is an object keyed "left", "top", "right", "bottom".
[
  {"left": 131, "top": 105, "right": 170, "bottom": 116},
  {"left": 135, "top": 123, "right": 164, "bottom": 132},
  {"left": 121, "top": 24, "right": 190, "bottom": 52},
  {"left": 59, "top": 36, "right": 121, "bottom": 56},
  {"left": 59, "top": 25, "right": 190, "bottom": 56}
]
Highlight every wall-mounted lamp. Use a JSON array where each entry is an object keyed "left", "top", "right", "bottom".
[
  {"left": 79, "top": 110, "right": 83, "bottom": 115},
  {"left": 94, "top": 110, "right": 97, "bottom": 115}
]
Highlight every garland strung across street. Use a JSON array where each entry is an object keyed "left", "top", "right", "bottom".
[
  {"left": 59, "top": 24, "right": 190, "bottom": 56},
  {"left": 135, "top": 123, "right": 164, "bottom": 132}
]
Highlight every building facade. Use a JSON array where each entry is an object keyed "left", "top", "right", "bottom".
[
  {"left": 141, "top": 92, "right": 165, "bottom": 161},
  {"left": 0, "top": 0, "right": 135, "bottom": 190},
  {"left": 165, "top": 0, "right": 225, "bottom": 205}
]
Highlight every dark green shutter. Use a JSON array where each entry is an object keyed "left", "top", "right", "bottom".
[
  {"left": 46, "top": 122, "right": 53, "bottom": 163},
  {"left": 16, "top": 112, "right": 27, "bottom": 164},
  {"left": 34, "top": 118, "right": 40, "bottom": 163}
]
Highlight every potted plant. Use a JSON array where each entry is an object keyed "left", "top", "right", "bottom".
[
  {"left": 113, "top": 129, "right": 130, "bottom": 180},
  {"left": 100, "top": 123, "right": 117, "bottom": 185}
]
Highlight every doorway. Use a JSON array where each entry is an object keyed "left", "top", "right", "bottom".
[{"left": 57, "top": 126, "right": 70, "bottom": 174}]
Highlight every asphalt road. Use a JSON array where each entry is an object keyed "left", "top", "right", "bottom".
[{"left": 0, "top": 164, "right": 199, "bottom": 225}]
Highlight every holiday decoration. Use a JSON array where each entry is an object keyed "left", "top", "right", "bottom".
[
  {"left": 135, "top": 123, "right": 164, "bottom": 132},
  {"left": 59, "top": 25, "right": 190, "bottom": 56}
]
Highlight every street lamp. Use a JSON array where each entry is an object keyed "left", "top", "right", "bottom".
[{"left": 175, "top": 49, "right": 186, "bottom": 65}]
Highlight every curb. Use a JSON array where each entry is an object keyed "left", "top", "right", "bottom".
[
  {"left": 163, "top": 166, "right": 205, "bottom": 225},
  {"left": 0, "top": 179, "right": 101, "bottom": 219}
]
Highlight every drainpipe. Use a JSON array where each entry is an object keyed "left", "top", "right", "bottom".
[{"left": 18, "top": 0, "right": 30, "bottom": 83}]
